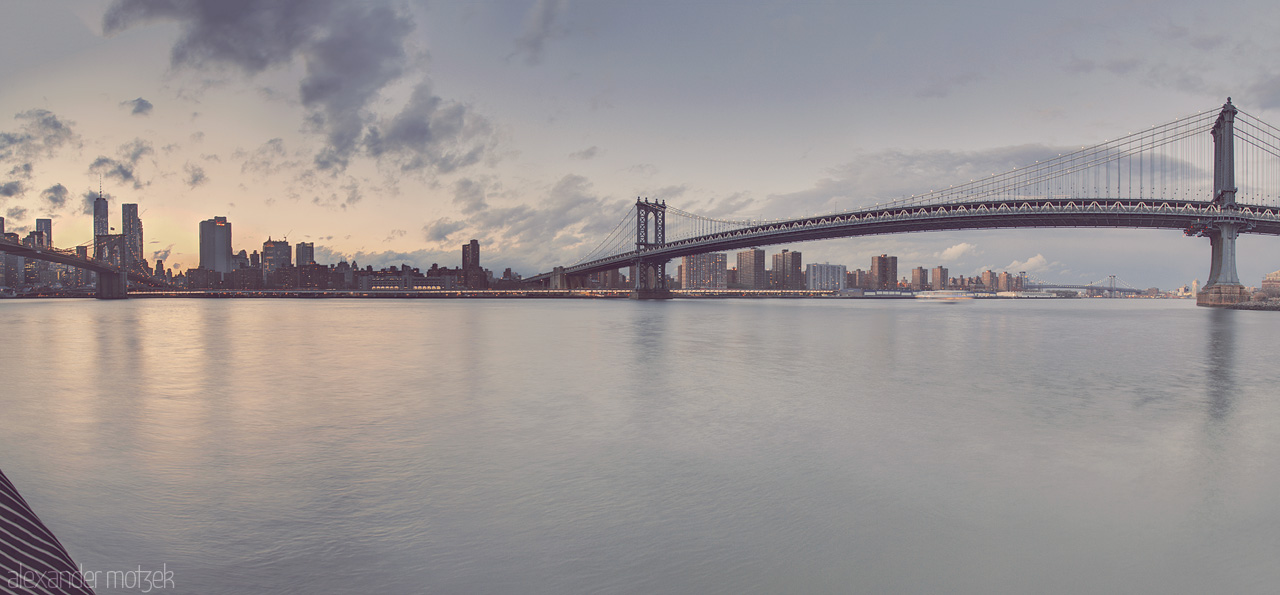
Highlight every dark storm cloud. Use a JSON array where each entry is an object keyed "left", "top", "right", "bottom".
[
  {"left": 0, "top": 109, "right": 79, "bottom": 167},
  {"left": 121, "top": 97, "right": 154, "bottom": 115},
  {"left": 41, "top": 184, "right": 68, "bottom": 208},
  {"left": 0, "top": 181, "right": 23, "bottom": 197},
  {"left": 513, "top": 0, "right": 570, "bottom": 66},
  {"left": 363, "top": 82, "right": 496, "bottom": 175},
  {"left": 185, "top": 162, "right": 207, "bottom": 187},
  {"left": 104, "top": 0, "right": 489, "bottom": 175}
]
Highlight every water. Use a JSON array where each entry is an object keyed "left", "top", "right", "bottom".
[{"left": 2, "top": 298, "right": 1279, "bottom": 594}]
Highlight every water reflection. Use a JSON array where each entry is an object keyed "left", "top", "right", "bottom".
[{"left": 1204, "top": 308, "right": 1237, "bottom": 424}]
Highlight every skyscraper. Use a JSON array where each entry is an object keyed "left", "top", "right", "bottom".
[
  {"left": 122, "top": 203, "right": 143, "bottom": 266},
  {"left": 93, "top": 191, "right": 109, "bottom": 260},
  {"left": 35, "top": 219, "right": 51, "bottom": 246},
  {"left": 262, "top": 237, "right": 291, "bottom": 274},
  {"left": 461, "top": 239, "right": 486, "bottom": 289},
  {"left": 93, "top": 192, "right": 108, "bottom": 237},
  {"left": 736, "top": 248, "right": 766, "bottom": 289},
  {"left": 296, "top": 242, "right": 315, "bottom": 266},
  {"left": 199, "top": 216, "right": 233, "bottom": 273}
]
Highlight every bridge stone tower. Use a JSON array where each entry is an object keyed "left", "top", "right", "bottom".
[
  {"left": 630, "top": 198, "right": 672, "bottom": 299},
  {"left": 94, "top": 233, "right": 130, "bottom": 299},
  {"left": 1194, "top": 99, "right": 1252, "bottom": 306}
]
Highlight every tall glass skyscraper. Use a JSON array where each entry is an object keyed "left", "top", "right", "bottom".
[{"left": 199, "top": 216, "right": 233, "bottom": 273}]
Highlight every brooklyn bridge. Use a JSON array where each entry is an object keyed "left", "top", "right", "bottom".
[{"left": 532, "top": 99, "right": 1280, "bottom": 306}]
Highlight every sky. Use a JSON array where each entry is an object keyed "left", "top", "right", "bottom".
[{"left": 3, "top": 0, "right": 1280, "bottom": 289}]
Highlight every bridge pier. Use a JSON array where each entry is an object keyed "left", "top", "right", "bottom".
[
  {"left": 96, "top": 270, "right": 128, "bottom": 299},
  {"left": 629, "top": 259, "right": 672, "bottom": 300},
  {"left": 1197, "top": 222, "right": 1250, "bottom": 306}
]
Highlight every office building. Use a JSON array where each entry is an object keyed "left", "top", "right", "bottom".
[
  {"left": 736, "top": 248, "right": 766, "bottom": 289},
  {"left": 199, "top": 216, "right": 233, "bottom": 273},
  {"left": 871, "top": 254, "right": 898, "bottom": 289},
  {"left": 35, "top": 219, "right": 51, "bottom": 247},
  {"left": 806, "top": 263, "right": 847, "bottom": 291},
  {"left": 772, "top": 249, "right": 803, "bottom": 290},
  {"left": 262, "top": 237, "right": 292, "bottom": 275},
  {"left": 680, "top": 253, "right": 728, "bottom": 289},
  {"left": 122, "top": 204, "right": 143, "bottom": 266},
  {"left": 296, "top": 242, "right": 315, "bottom": 266},
  {"left": 93, "top": 192, "right": 108, "bottom": 237}
]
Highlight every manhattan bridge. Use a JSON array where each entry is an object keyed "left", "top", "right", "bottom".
[{"left": 531, "top": 99, "right": 1280, "bottom": 306}]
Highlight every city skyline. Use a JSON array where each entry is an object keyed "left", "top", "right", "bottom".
[{"left": 4, "top": 2, "right": 1280, "bottom": 288}]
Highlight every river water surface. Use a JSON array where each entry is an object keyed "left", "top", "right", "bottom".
[{"left": 1, "top": 298, "right": 1279, "bottom": 594}]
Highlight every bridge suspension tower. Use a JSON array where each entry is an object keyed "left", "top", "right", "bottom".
[
  {"left": 631, "top": 198, "right": 672, "bottom": 299},
  {"left": 1190, "top": 99, "right": 1252, "bottom": 306}
]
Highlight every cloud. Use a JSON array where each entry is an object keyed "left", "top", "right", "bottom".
[
  {"left": 184, "top": 162, "right": 207, "bottom": 187},
  {"left": 422, "top": 218, "right": 465, "bottom": 243},
  {"left": 240, "top": 138, "right": 296, "bottom": 176},
  {"left": 383, "top": 229, "right": 406, "bottom": 242},
  {"left": 41, "top": 184, "right": 68, "bottom": 208},
  {"left": 152, "top": 244, "right": 173, "bottom": 263},
  {"left": 568, "top": 145, "right": 598, "bottom": 160},
  {"left": 89, "top": 138, "right": 154, "bottom": 189},
  {"left": 6, "top": 206, "right": 28, "bottom": 221},
  {"left": 8, "top": 163, "right": 32, "bottom": 179},
  {"left": 761, "top": 144, "right": 1070, "bottom": 218},
  {"left": 0, "top": 109, "right": 79, "bottom": 168},
  {"left": 80, "top": 189, "right": 111, "bottom": 215},
  {"left": 363, "top": 81, "right": 497, "bottom": 174},
  {"left": 1006, "top": 253, "right": 1051, "bottom": 272},
  {"left": 513, "top": 0, "right": 570, "bottom": 66},
  {"left": 0, "top": 181, "right": 23, "bottom": 198},
  {"left": 936, "top": 242, "right": 978, "bottom": 262},
  {"left": 120, "top": 97, "right": 154, "bottom": 115},
  {"left": 452, "top": 178, "right": 488, "bottom": 214},
  {"left": 105, "top": 0, "right": 491, "bottom": 175}
]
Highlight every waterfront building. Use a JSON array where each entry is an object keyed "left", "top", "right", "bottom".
[
  {"left": 932, "top": 266, "right": 948, "bottom": 290},
  {"left": 871, "top": 254, "right": 897, "bottom": 290},
  {"left": 1261, "top": 270, "right": 1280, "bottom": 296},
  {"left": 772, "top": 250, "right": 803, "bottom": 290},
  {"left": 681, "top": 253, "right": 728, "bottom": 289},
  {"left": 199, "top": 217, "right": 233, "bottom": 273},
  {"left": 806, "top": 263, "right": 847, "bottom": 291},
  {"left": 981, "top": 270, "right": 997, "bottom": 291},
  {"left": 461, "top": 239, "right": 486, "bottom": 289},
  {"left": 736, "top": 248, "right": 767, "bottom": 289},
  {"left": 296, "top": 242, "right": 315, "bottom": 266},
  {"left": 911, "top": 267, "right": 929, "bottom": 290}
]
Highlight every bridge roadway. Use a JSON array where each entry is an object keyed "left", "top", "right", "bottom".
[
  {"left": 532, "top": 198, "right": 1280, "bottom": 280},
  {"left": 0, "top": 238, "right": 167, "bottom": 287}
]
